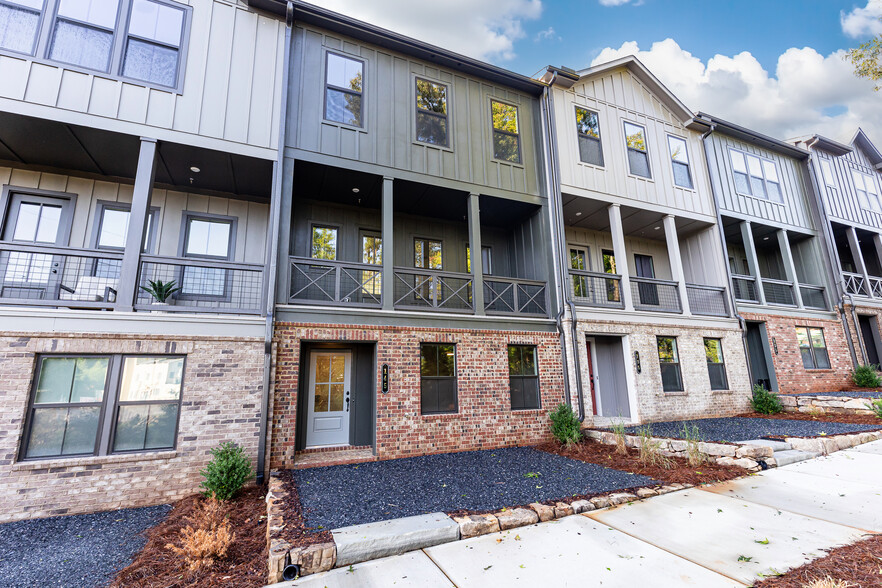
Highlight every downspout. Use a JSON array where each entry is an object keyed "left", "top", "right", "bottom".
[{"left": 256, "top": 1, "right": 293, "bottom": 485}]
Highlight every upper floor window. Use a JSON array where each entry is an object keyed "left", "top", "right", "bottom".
[
  {"left": 325, "top": 52, "right": 363, "bottom": 127},
  {"left": 491, "top": 100, "right": 521, "bottom": 164},
  {"left": 0, "top": 0, "right": 189, "bottom": 89},
  {"left": 311, "top": 225, "right": 337, "bottom": 260},
  {"left": 729, "top": 149, "right": 783, "bottom": 202},
  {"left": 667, "top": 135, "right": 693, "bottom": 189},
  {"left": 624, "top": 121, "right": 650, "bottom": 178},
  {"left": 415, "top": 78, "right": 449, "bottom": 147},
  {"left": 820, "top": 159, "right": 837, "bottom": 187},
  {"left": 851, "top": 169, "right": 882, "bottom": 213},
  {"left": 575, "top": 107, "right": 603, "bottom": 166}
]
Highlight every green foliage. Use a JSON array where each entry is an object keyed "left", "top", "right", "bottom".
[
  {"left": 636, "top": 426, "right": 673, "bottom": 469},
  {"left": 867, "top": 398, "right": 882, "bottom": 419},
  {"left": 750, "top": 385, "right": 783, "bottom": 415},
  {"left": 680, "top": 423, "right": 708, "bottom": 467},
  {"left": 140, "top": 279, "right": 180, "bottom": 303},
  {"left": 609, "top": 420, "right": 628, "bottom": 455},
  {"left": 549, "top": 403, "right": 582, "bottom": 445},
  {"left": 200, "top": 442, "right": 252, "bottom": 501},
  {"left": 852, "top": 364, "right": 882, "bottom": 388},
  {"left": 846, "top": 21, "right": 882, "bottom": 91}
]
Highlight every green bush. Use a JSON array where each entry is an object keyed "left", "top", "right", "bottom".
[
  {"left": 200, "top": 441, "right": 252, "bottom": 501},
  {"left": 549, "top": 403, "right": 582, "bottom": 445},
  {"left": 852, "top": 364, "right": 882, "bottom": 388},
  {"left": 750, "top": 385, "right": 783, "bottom": 415},
  {"left": 867, "top": 398, "right": 882, "bottom": 419}
]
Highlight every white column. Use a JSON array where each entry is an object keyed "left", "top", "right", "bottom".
[
  {"left": 740, "top": 220, "right": 766, "bottom": 305},
  {"left": 381, "top": 176, "right": 394, "bottom": 310},
  {"left": 608, "top": 204, "right": 633, "bottom": 311},
  {"left": 848, "top": 226, "right": 873, "bottom": 298},
  {"left": 777, "top": 229, "right": 804, "bottom": 308},
  {"left": 467, "top": 193, "right": 484, "bottom": 315},
  {"left": 663, "top": 214, "right": 691, "bottom": 315}
]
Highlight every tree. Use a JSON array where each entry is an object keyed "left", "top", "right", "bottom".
[{"left": 846, "top": 18, "right": 882, "bottom": 91}]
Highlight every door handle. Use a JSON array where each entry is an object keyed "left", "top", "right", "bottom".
[{"left": 345, "top": 390, "right": 350, "bottom": 412}]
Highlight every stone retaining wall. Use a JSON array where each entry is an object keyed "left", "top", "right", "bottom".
[{"left": 780, "top": 394, "right": 881, "bottom": 415}]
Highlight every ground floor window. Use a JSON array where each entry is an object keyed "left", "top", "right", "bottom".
[
  {"left": 21, "top": 354, "right": 184, "bottom": 460},
  {"left": 508, "top": 344, "right": 539, "bottom": 409},
  {"left": 657, "top": 336, "right": 683, "bottom": 392},
  {"left": 420, "top": 343, "right": 457, "bottom": 414},
  {"left": 796, "top": 327, "right": 830, "bottom": 369},
  {"left": 704, "top": 338, "right": 728, "bottom": 390}
]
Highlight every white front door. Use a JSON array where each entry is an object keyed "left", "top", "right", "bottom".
[{"left": 306, "top": 351, "right": 351, "bottom": 448}]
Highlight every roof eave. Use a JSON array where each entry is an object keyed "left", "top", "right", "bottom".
[{"left": 695, "top": 112, "right": 810, "bottom": 159}]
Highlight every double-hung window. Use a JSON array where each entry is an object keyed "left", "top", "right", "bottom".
[
  {"left": 508, "top": 344, "right": 539, "bottom": 410},
  {"left": 122, "top": 0, "right": 186, "bottom": 88},
  {"left": 180, "top": 215, "right": 233, "bottom": 298},
  {"left": 324, "top": 52, "right": 363, "bottom": 127},
  {"left": 415, "top": 78, "right": 449, "bottom": 147},
  {"left": 420, "top": 343, "right": 457, "bottom": 414},
  {"left": 491, "top": 100, "right": 521, "bottom": 164},
  {"left": 704, "top": 338, "right": 728, "bottom": 390},
  {"left": 575, "top": 107, "right": 603, "bottom": 166},
  {"left": 667, "top": 135, "right": 693, "bottom": 189},
  {"left": 852, "top": 170, "right": 882, "bottom": 213},
  {"left": 624, "top": 121, "right": 650, "bottom": 178},
  {"left": 796, "top": 327, "right": 830, "bottom": 369},
  {"left": 657, "top": 336, "right": 683, "bottom": 392},
  {"left": 49, "top": 0, "right": 121, "bottom": 71},
  {"left": 729, "top": 149, "right": 784, "bottom": 202},
  {"left": 0, "top": 0, "right": 43, "bottom": 54},
  {"left": 93, "top": 203, "right": 155, "bottom": 278}
]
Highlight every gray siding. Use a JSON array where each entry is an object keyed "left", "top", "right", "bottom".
[{"left": 813, "top": 145, "right": 882, "bottom": 232}]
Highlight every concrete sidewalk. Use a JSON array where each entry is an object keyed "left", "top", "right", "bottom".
[{"left": 274, "top": 440, "right": 882, "bottom": 587}]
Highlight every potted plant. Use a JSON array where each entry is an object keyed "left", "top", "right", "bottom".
[{"left": 140, "top": 279, "right": 180, "bottom": 309}]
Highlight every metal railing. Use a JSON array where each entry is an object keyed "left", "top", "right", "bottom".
[
  {"left": 484, "top": 277, "right": 548, "bottom": 317},
  {"left": 731, "top": 274, "right": 759, "bottom": 303},
  {"left": 630, "top": 276, "right": 681, "bottom": 313},
  {"left": 762, "top": 278, "right": 796, "bottom": 306},
  {"left": 868, "top": 276, "right": 882, "bottom": 298},
  {"left": 393, "top": 267, "right": 473, "bottom": 312},
  {"left": 686, "top": 283, "right": 729, "bottom": 317},
  {"left": 135, "top": 255, "right": 264, "bottom": 314},
  {"left": 569, "top": 269, "right": 625, "bottom": 309},
  {"left": 799, "top": 284, "right": 827, "bottom": 310},
  {"left": 288, "top": 257, "right": 381, "bottom": 308},
  {"left": 844, "top": 271, "right": 869, "bottom": 297},
  {"left": 0, "top": 243, "right": 122, "bottom": 310}
]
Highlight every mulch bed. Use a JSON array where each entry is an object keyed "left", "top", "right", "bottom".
[
  {"left": 536, "top": 438, "right": 745, "bottom": 487},
  {"left": 754, "top": 533, "right": 882, "bottom": 587},
  {"left": 276, "top": 470, "right": 333, "bottom": 547},
  {"left": 739, "top": 411, "right": 882, "bottom": 426},
  {"left": 110, "top": 486, "right": 268, "bottom": 588}
]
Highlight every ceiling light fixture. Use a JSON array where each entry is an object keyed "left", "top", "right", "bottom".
[
  {"left": 654, "top": 226, "right": 661, "bottom": 230},
  {"left": 763, "top": 236, "right": 769, "bottom": 241},
  {"left": 575, "top": 211, "right": 582, "bottom": 216},
  {"left": 189, "top": 166, "right": 201, "bottom": 173},
  {"left": 352, "top": 187, "right": 360, "bottom": 193}
]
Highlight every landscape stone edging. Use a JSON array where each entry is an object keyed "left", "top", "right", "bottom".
[
  {"left": 779, "top": 394, "right": 882, "bottom": 415},
  {"left": 784, "top": 430, "right": 882, "bottom": 454}
]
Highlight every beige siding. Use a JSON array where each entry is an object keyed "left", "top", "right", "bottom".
[{"left": 815, "top": 145, "right": 882, "bottom": 232}]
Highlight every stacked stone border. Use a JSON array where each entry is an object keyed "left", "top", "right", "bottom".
[{"left": 780, "top": 394, "right": 882, "bottom": 416}]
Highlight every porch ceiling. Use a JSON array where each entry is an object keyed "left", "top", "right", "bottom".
[{"left": 561, "top": 194, "right": 710, "bottom": 239}]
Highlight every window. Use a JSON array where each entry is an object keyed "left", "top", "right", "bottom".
[
  {"left": 624, "top": 121, "right": 650, "bottom": 178},
  {"left": 508, "top": 345, "right": 539, "bottom": 410},
  {"left": 569, "top": 246, "right": 588, "bottom": 298},
  {"left": 122, "top": 0, "right": 186, "bottom": 87},
  {"left": 414, "top": 238, "right": 442, "bottom": 302},
  {"left": 181, "top": 215, "right": 233, "bottom": 298},
  {"left": 0, "top": 0, "right": 43, "bottom": 54},
  {"left": 311, "top": 225, "right": 337, "bottom": 260},
  {"left": 704, "top": 338, "right": 728, "bottom": 390},
  {"left": 415, "top": 78, "right": 449, "bottom": 147},
  {"left": 729, "top": 149, "right": 783, "bottom": 202},
  {"left": 360, "top": 232, "right": 381, "bottom": 298},
  {"left": 92, "top": 204, "right": 154, "bottom": 278},
  {"left": 657, "top": 336, "right": 683, "bottom": 392},
  {"left": 466, "top": 244, "right": 492, "bottom": 274},
  {"left": 491, "top": 100, "right": 521, "bottom": 164},
  {"left": 602, "top": 249, "right": 620, "bottom": 302},
  {"left": 20, "top": 354, "right": 184, "bottom": 460},
  {"left": 852, "top": 170, "right": 882, "bottom": 213},
  {"left": 796, "top": 327, "right": 830, "bottom": 369},
  {"left": 49, "top": 0, "right": 121, "bottom": 71},
  {"left": 575, "top": 107, "right": 603, "bottom": 166},
  {"left": 420, "top": 343, "right": 457, "bottom": 414},
  {"left": 667, "top": 135, "right": 693, "bottom": 189},
  {"left": 325, "top": 52, "right": 363, "bottom": 127},
  {"left": 820, "top": 159, "right": 837, "bottom": 187}
]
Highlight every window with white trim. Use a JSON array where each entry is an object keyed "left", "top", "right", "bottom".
[
  {"left": 851, "top": 169, "right": 882, "bottom": 213},
  {"left": 624, "top": 121, "right": 650, "bottom": 178},
  {"left": 728, "top": 149, "right": 783, "bottom": 202},
  {"left": 667, "top": 135, "right": 693, "bottom": 189}
]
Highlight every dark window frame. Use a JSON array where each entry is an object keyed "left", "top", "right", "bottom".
[
  {"left": 176, "top": 212, "right": 237, "bottom": 302},
  {"left": 575, "top": 106, "right": 604, "bottom": 167},
  {"left": 704, "top": 337, "right": 729, "bottom": 391},
  {"left": 414, "top": 76, "right": 450, "bottom": 148},
  {"left": 508, "top": 344, "right": 540, "bottom": 410},
  {"left": 728, "top": 148, "right": 784, "bottom": 203},
  {"left": 323, "top": 50, "right": 365, "bottom": 128},
  {"left": 419, "top": 343, "right": 458, "bottom": 415},
  {"left": 310, "top": 223, "right": 340, "bottom": 261},
  {"left": 796, "top": 326, "right": 831, "bottom": 370},
  {"left": 656, "top": 336, "right": 683, "bottom": 392},
  {"left": 623, "top": 120, "right": 651, "bottom": 179},
  {"left": 490, "top": 98, "right": 522, "bottom": 164}
]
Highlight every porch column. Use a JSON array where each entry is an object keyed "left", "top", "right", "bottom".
[
  {"left": 115, "top": 137, "right": 157, "bottom": 312},
  {"left": 662, "top": 214, "right": 691, "bottom": 315},
  {"left": 381, "top": 176, "right": 394, "bottom": 311},
  {"left": 275, "top": 157, "right": 295, "bottom": 305},
  {"left": 467, "top": 193, "right": 485, "bottom": 315},
  {"left": 848, "top": 226, "right": 873, "bottom": 298},
  {"left": 871, "top": 232, "right": 882, "bottom": 293},
  {"left": 740, "top": 220, "right": 766, "bottom": 305},
  {"left": 608, "top": 204, "right": 633, "bottom": 311},
  {"left": 777, "top": 229, "right": 804, "bottom": 308}
]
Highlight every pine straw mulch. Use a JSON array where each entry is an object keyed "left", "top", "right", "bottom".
[
  {"left": 275, "top": 470, "right": 333, "bottom": 547},
  {"left": 110, "top": 486, "right": 268, "bottom": 588},
  {"left": 754, "top": 533, "right": 882, "bottom": 588},
  {"left": 738, "top": 411, "right": 882, "bottom": 426}
]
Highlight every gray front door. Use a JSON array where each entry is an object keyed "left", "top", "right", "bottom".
[
  {"left": 591, "top": 336, "right": 630, "bottom": 418},
  {"left": 745, "top": 322, "right": 775, "bottom": 391}
]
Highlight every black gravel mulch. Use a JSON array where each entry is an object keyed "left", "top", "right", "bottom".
[
  {"left": 293, "top": 446, "right": 656, "bottom": 530},
  {"left": 0, "top": 504, "right": 171, "bottom": 588},
  {"left": 792, "top": 391, "right": 882, "bottom": 398},
  {"left": 622, "top": 417, "right": 882, "bottom": 443}
]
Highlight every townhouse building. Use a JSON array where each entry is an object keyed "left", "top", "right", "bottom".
[
  {"left": 696, "top": 114, "right": 853, "bottom": 394},
  {"left": 542, "top": 58, "right": 750, "bottom": 426}
]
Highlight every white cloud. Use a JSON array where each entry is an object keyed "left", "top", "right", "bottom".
[
  {"left": 841, "top": 0, "right": 882, "bottom": 38},
  {"left": 591, "top": 39, "right": 882, "bottom": 144},
  {"left": 535, "top": 26, "right": 560, "bottom": 42},
  {"left": 598, "top": 0, "right": 632, "bottom": 5},
  {"left": 311, "top": 0, "right": 542, "bottom": 61}
]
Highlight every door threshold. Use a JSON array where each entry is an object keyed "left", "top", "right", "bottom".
[{"left": 300, "top": 444, "right": 352, "bottom": 454}]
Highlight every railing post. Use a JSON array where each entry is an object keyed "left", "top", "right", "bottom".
[
  {"left": 847, "top": 226, "right": 872, "bottom": 298},
  {"left": 467, "top": 193, "right": 484, "bottom": 315},
  {"left": 382, "top": 176, "right": 394, "bottom": 310},
  {"left": 115, "top": 137, "right": 157, "bottom": 312},
  {"left": 872, "top": 233, "right": 882, "bottom": 292},
  {"left": 740, "top": 220, "right": 766, "bottom": 306},
  {"left": 608, "top": 204, "right": 634, "bottom": 311},
  {"left": 663, "top": 214, "right": 691, "bottom": 315},
  {"left": 777, "top": 229, "right": 804, "bottom": 308}
]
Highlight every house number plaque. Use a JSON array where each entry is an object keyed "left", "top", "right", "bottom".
[
  {"left": 634, "top": 351, "right": 641, "bottom": 374},
  {"left": 382, "top": 364, "right": 389, "bottom": 393}
]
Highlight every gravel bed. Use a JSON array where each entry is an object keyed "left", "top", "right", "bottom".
[
  {"left": 792, "top": 391, "right": 882, "bottom": 398},
  {"left": 293, "top": 447, "right": 656, "bottom": 530},
  {"left": 622, "top": 417, "right": 882, "bottom": 443},
  {"left": 0, "top": 504, "right": 171, "bottom": 588}
]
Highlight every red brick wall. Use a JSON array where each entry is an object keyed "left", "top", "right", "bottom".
[
  {"left": 742, "top": 312, "right": 853, "bottom": 394},
  {"left": 843, "top": 303, "right": 882, "bottom": 368},
  {"left": 270, "top": 323, "right": 564, "bottom": 469}
]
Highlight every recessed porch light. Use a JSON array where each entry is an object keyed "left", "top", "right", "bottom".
[
  {"left": 352, "top": 188, "right": 360, "bottom": 193},
  {"left": 189, "top": 166, "right": 201, "bottom": 173},
  {"left": 575, "top": 211, "right": 582, "bottom": 216}
]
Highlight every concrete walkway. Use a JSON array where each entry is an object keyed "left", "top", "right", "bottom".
[{"left": 274, "top": 440, "right": 882, "bottom": 587}]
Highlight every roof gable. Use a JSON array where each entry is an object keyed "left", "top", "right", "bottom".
[{"left": 851, "top": 128, "right": 882, "bottom": 169}]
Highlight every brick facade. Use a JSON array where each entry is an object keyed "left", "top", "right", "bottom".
[
  {"left": 843, "top": 303, "right": 882, "bottom": 367},
  {"left": 270, "top": 323, "right": 564, "bottom": 469},
  {"left": 0, "top": 332, "right": 264, "bottom": 523}
]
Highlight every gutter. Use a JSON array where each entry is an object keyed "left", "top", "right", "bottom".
[{"left": 256, "top": 2, "right": 293, "bottom": 485}]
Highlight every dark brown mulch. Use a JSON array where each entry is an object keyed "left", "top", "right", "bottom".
[
  {"left": 276, "top": 470, "right": 334, "bottom": 547},
  {"left": 536, "top": 438, "right": 746, "bottom": 486},
  {"left": 739, "top": 411, "right": 882, "bottom": 425},
  {"left": 754, "top": 533, "right": 882, "bottom": 587},
  {"left": 110, "top": 486, "right": 268, "bottom": 588}
]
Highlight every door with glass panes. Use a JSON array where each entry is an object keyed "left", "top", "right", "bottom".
[
  {"left": 305, "top": 351, "right": 351, "bottom": 447},
  {"left": 414, "top": 238, "right": 442, "bottom": 304}
]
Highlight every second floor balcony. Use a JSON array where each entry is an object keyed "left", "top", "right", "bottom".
[{"left": 832, "top": 222, "right": 882, "bottom": 303}]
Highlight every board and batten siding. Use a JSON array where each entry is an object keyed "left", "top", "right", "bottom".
[
  {"left": 0, "top": 166, "right": 269, "bottom": 264},
  {"left": 812, "top": 145, "right": 882, "bottom": 232},
  {"left": 553, "top": 67, "right": 715, "bottom": 220},
  {"left": 287, "top": 25, "right": 542, "bottom": 196},
  {"left": 0, "top": 0, "right": 284, "bottom": 157}
]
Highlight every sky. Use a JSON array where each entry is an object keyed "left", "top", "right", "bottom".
[{"left": 311, "top": 0, "right": 882, "bottom": 145}]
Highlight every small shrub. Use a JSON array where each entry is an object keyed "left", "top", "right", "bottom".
[
  {"left": 852, "top": 364, "right": 882, "bottom": 388},
  {"left": 637, "top": 426, "right": 673, "bottom": 469},
  {"left": 166, "top": 496, "right": 235, "bottom": 571},
  {"left": 680, "top": 423, "right": 708, "bottom": 467},
  {"left": 867, "top": 398, "right": 882, "bottom": 419},
  {"left": 609, "top": 420, "right": 628, "bottom": 455},
  {"left": 549, "top": 403, "right": 582, "bottom": 445},
  {"left": 200, "top": 441, "right": 252, "bottom": 501},
  {"left": 750, "top": 385, "right": 783, "bottom": 415}
]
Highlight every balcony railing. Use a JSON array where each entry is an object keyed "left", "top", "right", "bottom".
[
  {"left": 393, "top": 268, "right": 473, "bottom": 313},
  {"left": 0, "top": 243, "right": 122, "bottom": 310},
  {"left": 868, "top": 276, "right": 882, "bottom": 298},
  {"left": 569, "top": 269, "right": 625, "bottom": 309},
  {"left": 135, "top": 255, "right": 264, "bottom": 314},
  {"left": 484, "top": 277, "right": 548, "bottom": 317},
  {"left": 731, "top": 274, "right": 759, "bottom": 303},
  {"left": 630, "top": 276, "right": 682, "bottom": 313},
  {"left": 800, "top": 284, "right": 827, "bottom": 310},
  {"left": 288, "top": 257, "right": 381, "bottom": 308},
  {"left": 686, "top": 284, "right": 729, "bottom": 317},
  {"left": 844, "top": 271, "right": 868, "bottom": 297},
  {"left": 762, "top": 278, "right": 796, "bottom": 306}
]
